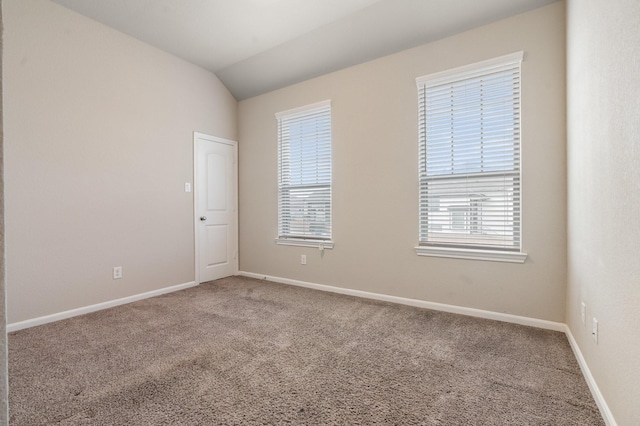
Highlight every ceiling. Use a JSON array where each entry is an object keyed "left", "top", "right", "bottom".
[{"left": 51, "top": 0, "right": 559, "bottom": 100}]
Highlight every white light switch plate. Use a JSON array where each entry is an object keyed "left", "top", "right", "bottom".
[{"left": 185, "top": 183, "right": 191, "bottom": 192}]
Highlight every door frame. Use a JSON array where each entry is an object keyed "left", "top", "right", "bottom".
[{"left": 193, "top": 132, "right": 239, "bottom": 285}]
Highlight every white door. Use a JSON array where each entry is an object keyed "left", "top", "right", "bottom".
[{"left": 194, "top": 133, "right": 237, "bottom": 283}]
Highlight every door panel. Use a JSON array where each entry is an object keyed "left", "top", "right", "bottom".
[
  {"left": 205, "top": 225, "right": 228, "bottom": 266},
  {"left": 207, "top": 153, "right": 227, "bottom": 210},
  {"left": 195, "top": 133, "right": 237, "bottom": 283}
]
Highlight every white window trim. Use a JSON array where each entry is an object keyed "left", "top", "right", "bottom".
[
  {"left": 415, "top": 246, "right": 527, "bottom": 263},
  {"left": 415, "top": 51, "right": 527, "bottom": 263},
  {"left": 416, "top": 51, "right": 524, "bottom": 87},
  {"left": 275, "top": 99, "right": 331, "bottom": 119},
  {"left": 275, "top": 238, "right": 334, "bottom": 250}
]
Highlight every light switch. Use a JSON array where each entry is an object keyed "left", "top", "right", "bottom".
[{"left": 185, "top": 183, "right": 191, "bottom": 192}]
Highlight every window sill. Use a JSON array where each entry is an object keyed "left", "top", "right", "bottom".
[
  {"left": 414, "top": 246, "right": 527, "bottom": 263},
  {"left": 276, "top": 238, "right": 334, "bottom": 249}
]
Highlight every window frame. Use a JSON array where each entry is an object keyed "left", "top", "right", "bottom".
[
  {"left": 414, "top": 52, "right": 527, "bottom": 263},
  {"left": 275, "top": 100, "right": 334, "bottom": 249}
]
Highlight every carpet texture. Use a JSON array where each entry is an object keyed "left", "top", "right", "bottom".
[{"left": 9, "top": 276, "right": 603, "bottom": 425}]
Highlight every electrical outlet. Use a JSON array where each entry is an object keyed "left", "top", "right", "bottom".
[
  {"left": 581, "top": 302, "right": 586, "bottom": 325},
  {"left": 301, "top": 255, "right": 307, "bottom": 265},
  {"left": 592, "top": 318, "right": 598, "bottom": 343},
  {"left": 184, "top": 182, "right": 191, "bottom": 192},
  {"left": 113, "top": 266, "right": 123, "bottom": 280}
]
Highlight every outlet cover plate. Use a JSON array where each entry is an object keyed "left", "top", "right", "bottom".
[{"left": 113, "top": 266, "right": 123, "bottom": 280}]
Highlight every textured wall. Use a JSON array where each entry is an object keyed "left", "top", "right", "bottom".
[
  {"left": 239, "top": 3, "right": 567, "bottom": 322},
  {"left": 1, "top": 1, "right": 8, "bottom": 422},
  {"left": 4, "top": 0, "right": 237, "bottom": 324},
  {"left": 566, "top": 1, "right": 640, "bottom": 424}
]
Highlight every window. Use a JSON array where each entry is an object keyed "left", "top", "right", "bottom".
[
  {"left": 416, "top": 52, "right": 527, "bottom": 263},
  {"left": 276, "top": 100, "right": 334, "bottom": 249}
]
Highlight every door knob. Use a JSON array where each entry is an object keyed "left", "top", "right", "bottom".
[{"left": 200, "top": 216, "right": 207, "bottom": 221}]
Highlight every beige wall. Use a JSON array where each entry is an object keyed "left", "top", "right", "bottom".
[
  {"left": 1, "top": 1, "right": 8, "bottom": 422},
  {"left": 239, "top": 3, "right": 567, "bottom": 322},
  {"left": 566, "top": 1, "right": 640, "bottom": 424},
  {"left": 4, "top": 0, "right": 237, "bottom": 324}
]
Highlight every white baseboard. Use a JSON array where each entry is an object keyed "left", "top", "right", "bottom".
[
  {"left": 565, "top": 326, "right": 617, "bottom": 426},
  {"left": 237, "top": 271, "right": 565, "bottom": 332},
  {"left": 7, "top": 281, "right": 198, "bottom": 333}
]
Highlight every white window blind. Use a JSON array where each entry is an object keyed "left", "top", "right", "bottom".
[
  {"left": 277, "top": 100, "right": 332, "bottom": 243},
  {"left": 417, "top": 52, "right": 523, "bottom": 252}
]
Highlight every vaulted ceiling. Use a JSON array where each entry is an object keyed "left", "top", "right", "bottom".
[{"left": 52, "top": 0, "right": 559, "bottom": 100}]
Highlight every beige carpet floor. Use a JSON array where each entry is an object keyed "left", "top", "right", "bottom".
[{"left": 9, "top": 276, "right": 604, "bottom": 425}]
